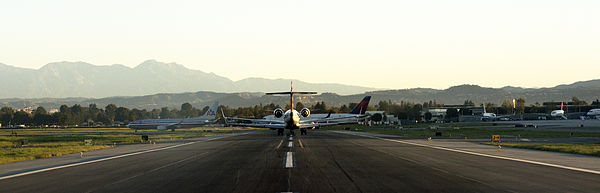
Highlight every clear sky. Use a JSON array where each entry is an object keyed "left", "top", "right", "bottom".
[{"left": 1, "top": 0, "right": 599, "bottom": 89}]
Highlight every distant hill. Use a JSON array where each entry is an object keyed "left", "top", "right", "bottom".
[
  {"left": 364, "top": 84, "right": 600, "bottom": 105},
  {"left": 1, "top": 60, "right": 599, "bottom": 109},
  {"left": 0, "top": 60, "right": 376, "bottom": 98},
  {"left": 1, "top": 81, "right": 599, "bottom": 110}
]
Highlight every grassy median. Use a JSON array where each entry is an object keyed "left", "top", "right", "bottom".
[
  {"left": 485, "top": 143, "right": 600, "bottom": 157},
  {"left": 326, "top": 126, "right": 600, "bottom": 139},
  {"left": 326, "top": 125, "right": 600, "bottom": 156},
  {"left": 0, "top": 127, "right": 262, "bottom": 164}
]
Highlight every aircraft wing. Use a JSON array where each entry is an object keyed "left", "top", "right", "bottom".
[
  {"left": 298, "top": 122, "right": 341, "bottom": 129},
  {"left": 226, "top": 117, "right": 285, "bottom": 124},
  {"left": 155, "top": 119, "right": 184, "bottom": 130},
  {"left": 227, "top": 122, "right": 286, "bottom": 129},
  {"left": 227, "top": 120, "right": 348, "bottom": 129},
  {"left": 224, "top": 116, "right": 286, "bottom": 129},
  {"left": 302, "top": 114, "right": 367, "bottom": 124}
]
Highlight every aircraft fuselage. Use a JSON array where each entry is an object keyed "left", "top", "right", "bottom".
[{"left": 283, "top": 109, "right": 301, "bottom": 130}]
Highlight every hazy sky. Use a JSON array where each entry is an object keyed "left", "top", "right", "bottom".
[{"left": 1, "top": 0, "right": 599, "bottom": 89}]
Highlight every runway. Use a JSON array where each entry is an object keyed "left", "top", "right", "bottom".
[{"left": 0, "top": 130, "right": 599, "bottom": 193}]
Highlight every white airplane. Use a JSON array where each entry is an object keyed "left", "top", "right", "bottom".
[
  {"left": 225, "top": 82, "right": 359, "bottom": 135},
  {"left": 311, "top": 96, "right": 371, "bottom": 119},
  {"left": 481, "top": 104, "right": 496, "bottom": 121},
  {"left": 587, "top": 108, "right": 600, "bottom": 119},
  {"left": 262, "top": 96, "right": 371, "bottom": 123},
  {"left": 127, "top": 102, "right": 220, "bottom": 131},
  {"left": 550, "top": 102, "right": 567, "bottom": 119}
]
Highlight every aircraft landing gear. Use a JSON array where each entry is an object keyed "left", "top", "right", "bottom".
[
  {"left": 300, "top": 128, "right": 307, "bottom": 135},
  {"left": 277, "top": 128, "right": 284, "bottom": 136}
]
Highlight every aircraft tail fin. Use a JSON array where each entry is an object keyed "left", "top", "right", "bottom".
[
  {"left": 266, "top": 81, "right": 317, "bottom": 111},
  {"left": 483, "top": 103, "right": 487, "bottom": 114},
  {"left": 561, "top": 102, "right": 564, "bottom": 111},
  {"left": 203, "top": 102, "right": 219, "bottom": 117},
  {"left": 350, "top": 96, "right": 371, "bottom": 114}
]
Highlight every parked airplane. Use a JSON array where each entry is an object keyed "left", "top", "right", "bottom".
[
  {"left": 587, "top": 108, "right": 600, "bottom": 119},
  {"left": 310, "top": 96, "right": 371, "bottom": 120},
  {"left": 550, "top": 102, "right": 567, "bottom": 119},
  {"left": 225, "top": 82, "right": 359, "bottom": 135},
  {"left": 481, "top": 104, "right": 497, "bottom": 121},
  {"left": 127, "top": 102, "right": 220, "bottom": 131}
]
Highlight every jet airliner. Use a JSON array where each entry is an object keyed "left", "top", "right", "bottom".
[
  {"left": 225, "top": 82, "right": 363, "bottom": 135},
  {"left": 127, "top": 102, "right": 220, "bottom": 131}
]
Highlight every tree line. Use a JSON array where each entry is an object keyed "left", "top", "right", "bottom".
[
  {"left": 0, "top": 101, "right": 373, "bottom": 127},
  {"left": 1, "top": 97, "right": 598, "bottom": 127},
  {"left": 0, "top": 103, "right": 212, "bottom": 127}
]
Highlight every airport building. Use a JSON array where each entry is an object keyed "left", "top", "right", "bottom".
[
  {"left": 363, "top": 111, "right": 399, "bottom": 125},
  {"left": 423, "top": 108, "right": 447, "bottom": 122}
]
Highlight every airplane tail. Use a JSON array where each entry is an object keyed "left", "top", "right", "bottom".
[
  {"left": 561, "top": 102, "right": 564, "bottom": 111},
  {"left": 203, "top": 102, "right": 219, "bottom": 118},
  {"left": 350, "top": 96, "right": 371, "bottom": 114},
  {"left": 266, "top": 81, "right": 317, "bottom": 111},
  {"left": 483, "top": 103, "right": 487, "bottom": 114}
]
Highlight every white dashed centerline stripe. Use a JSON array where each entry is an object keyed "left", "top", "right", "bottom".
[
  {"left": 284, "top": 152, "right": 295, "bottom": 168},
  {"left": 287, "top": 141, "right": 293, "bottom": 148},
  {"left": 289, "top": 137, "right": 293, "bottom": 140},
  {"left": 335, "top": 131, "right": 600, "bottom": 175}
]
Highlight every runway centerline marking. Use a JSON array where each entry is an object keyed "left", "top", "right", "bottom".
[
  {"left": 0, "top": 133, "right": 248, "bottom": 181},
  {"left": 284, "top": 152, "right": 295, "bottom": 168},
  {"left": 287, "top": 141, "right": 293, "bottom": 148},
  {"left": 336, "top": 131, "right": 600, "bottom": 175}
]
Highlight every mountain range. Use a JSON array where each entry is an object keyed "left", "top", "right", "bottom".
[
  {"left": 0, "top": 60, "right": 599, "bottom": 110},
  {"left": 0, "top": 60, "right": 374, "bottom": 98},
  {"left": 1, "top": 82, "right": 599, "bottom": 110}
]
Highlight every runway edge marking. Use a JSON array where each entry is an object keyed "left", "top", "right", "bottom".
[
  {"left": 0, "top": 133, "right": 249, "bottom": 180},
  {"left": 334, "top": 131, "right": 600, "bottom": 175}
]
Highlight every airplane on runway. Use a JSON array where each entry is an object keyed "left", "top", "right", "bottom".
[
  {"left": 224, "top": 82, "right": 362, "bottom": 135},
  {"left": 262, "top": 96, "right": 371, "bottom": 123},
  {"left": 550, "top": 102, "right": 567, "bottom": 120},
  {"left": 586, "top": 108, "right": 600, "bottom": 119},
  {"left": 481, "top": 104, "right": 497, "bottom": 121},
  {"left": 127, "top": 102, "right": 220, "bottom": 131}
]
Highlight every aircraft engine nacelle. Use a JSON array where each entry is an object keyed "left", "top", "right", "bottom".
[
  {"left": 274, "top": 108, "right": 284, "bottom": 118},
  {"left": 300, "top": 108, "right": 310, "bottom": 117}
]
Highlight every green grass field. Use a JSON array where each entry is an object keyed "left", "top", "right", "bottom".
[
  {"left": 0, "top": 127, "right": 263, "bottom": 164},
  {"left": 325, "top": 126, "right": 600, "bottom": 139},
  {"left": 0, "top": 127, "right": 132, "bottom": 134},
  {"left": 0, "top": 126, "right": 266, "bottom": 134},
  {"left": 324, "top": 124, "right": 600, "bottom": 156},
  {"left": 485, "top": 143, "right": 600, "bottom": 157}
]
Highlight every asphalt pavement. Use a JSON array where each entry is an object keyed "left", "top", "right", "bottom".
[{"left": 0, "top": 130, "right": 599, "bottom": 193}]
